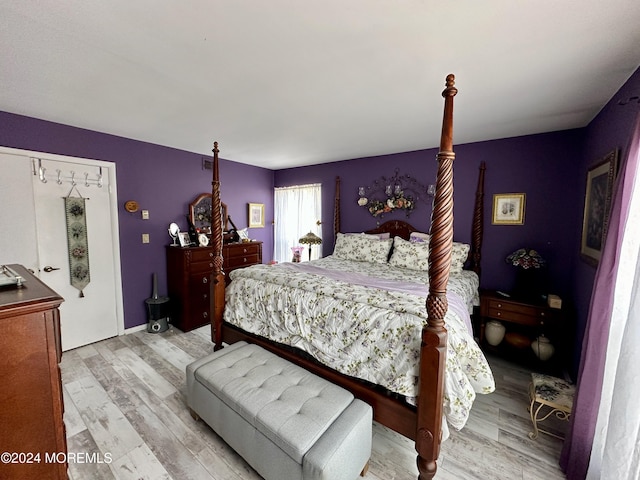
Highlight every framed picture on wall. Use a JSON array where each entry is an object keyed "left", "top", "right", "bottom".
[
  {"left": 581, "top": 149, "right": 618, "bottom": 266},
  {"left": 248, "top": 203, "right": 265, "bottom": 228},
  {"left": 492, "top": 193, "right": 526, "bottom": 225}
]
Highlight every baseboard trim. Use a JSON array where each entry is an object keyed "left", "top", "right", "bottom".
[{"left": 123, "top": 324, "right": 147, "bottom": 335}]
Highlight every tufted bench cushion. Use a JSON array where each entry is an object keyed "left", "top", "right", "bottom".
[{"left": 186, "top": 341, "right": 372, "bottom": 480}]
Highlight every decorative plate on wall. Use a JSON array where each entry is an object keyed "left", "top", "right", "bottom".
[{"left": 124, "top": 200, "right": 139, "bottom": 213}]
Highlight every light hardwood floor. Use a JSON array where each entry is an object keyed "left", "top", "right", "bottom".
[{"left": 60, "top": 325, "right": 568, "bottom": 479}]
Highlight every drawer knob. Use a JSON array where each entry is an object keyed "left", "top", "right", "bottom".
[
  {"left": 243, "top": 257, "right": 247, "bottom": 263},
  {"left": 209, "top": 262, "right": 214, "bottom": 268},
  {"left": 243, "top": 248, "right": 248, "bottom": 253},
  {"left": 496, "top": 312, "right": 501, "bottom": 316},
  {"left": 203, "top": 312, "right": 208, "bottom": 318},
  {"left": 202, "top": 277, "right": 208, "bottom": 284},
  {"left": 209, "top": 252, "right": 213, "bottom": 257},
  {"left": 540, "top": 312, "right": 545, "bottom": 317},
  {"left": 497, "top": 303, "right": 502, "bottom": 308}
]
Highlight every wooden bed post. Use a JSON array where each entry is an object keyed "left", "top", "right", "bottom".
[
  {"left": 334, "top": 176, "right": 341, "bottom": 239},
  {"left": 210, "top": 141, "right": 226, "bottom": 349},
  {"left": 416, "top": 74, "right": 458, "bottom": 480},
  {"left": 471, "top": 161, "right": 486, "bottom": 276}
]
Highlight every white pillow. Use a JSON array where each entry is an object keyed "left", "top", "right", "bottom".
[
  {"left": 344, "top": 232, "right": 391, "bottom": 240},
  {"left": 409, "top": 231, "right": 430, "bottom": 243},
  {"left": 333, "top": 233, "right": 393, "bottom": 263},
  {"left": 388, "top": 236, "right": 430, "bottom": 271}
]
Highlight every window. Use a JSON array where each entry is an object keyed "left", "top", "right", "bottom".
[{"left": 273, "top": 183, "right": 321, "bottom": 263}]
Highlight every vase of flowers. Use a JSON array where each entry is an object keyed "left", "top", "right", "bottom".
[{"left": 505, "top": 248, "right": 547, "bottom": 301}]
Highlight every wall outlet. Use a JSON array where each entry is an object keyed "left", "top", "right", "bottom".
[
  {"left": 142, "top": 233, "right": 150, "bottom": 244},
  {"left": 142, "top": 210, "right": 149, "bottom": 220}
]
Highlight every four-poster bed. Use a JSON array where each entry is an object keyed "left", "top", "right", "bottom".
[{"left": 207, "top": 75, "right": 493, "bottom": 479}]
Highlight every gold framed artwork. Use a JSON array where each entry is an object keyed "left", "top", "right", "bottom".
[
  {"left": 492, "top": 193, "right": 526, "bottom": 225},
  {"left": 248, "top": 203, "right": 265, "bottom": 228},
  {"left": 581, "top": 149, "right": 618, "bottom": 266}
]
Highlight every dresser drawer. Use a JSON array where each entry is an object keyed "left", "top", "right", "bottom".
[
  {"left": 190, "top": 259, "right": 215, "bottom": 274},
  {"left": 190, "top": 248, "right": 215, "bottom": 262},
  {"left": 189, "top": 273, "right": 211, "bottom": 323},
  {"left": 226, "top": 243, "right": 261, "bottom": 258},
  {"left": 227, "top": 253, "right": 260, "bottom": 269}
]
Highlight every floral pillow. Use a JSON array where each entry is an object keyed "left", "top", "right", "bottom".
[
  {"left": 389, "top": 236, "right": 470, "bottom": 273},
  {"left": 333, "top": 233, "right": 393, "bottom": 263},
  {"left": 451, "top": 242, "right": 471, "bottom": 273},
  {"left": 388, "top": 236, "right": 430, "bottom": 271},
  {"left": 344, "top": 232, "right": 391, "bottom": 240}
]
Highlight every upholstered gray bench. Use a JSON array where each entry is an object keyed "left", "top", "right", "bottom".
[{"left": 186, "top": 341, "right": 372, "bottom": 480}]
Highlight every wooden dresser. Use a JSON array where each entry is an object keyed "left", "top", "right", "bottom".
[
  {"left": 0, "top": 264, "right": 67, "bottom": 480},
  {"left": 166, "top": 241, "right": 262, "bottom": 332}
]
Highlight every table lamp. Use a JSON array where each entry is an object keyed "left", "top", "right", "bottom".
[{"left": 298, "top": 232, "right": 322, "bottom": 261}]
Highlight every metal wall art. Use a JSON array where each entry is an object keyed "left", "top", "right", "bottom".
[{"left": 357, "top": 169, "right": 433, "bottom": 217}]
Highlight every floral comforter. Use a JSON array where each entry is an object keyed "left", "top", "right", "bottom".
[{"left": 223, "top": 255, "right": 495, "bottom": 430}]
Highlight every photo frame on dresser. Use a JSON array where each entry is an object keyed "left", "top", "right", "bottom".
[
  {"left": 178, "top": 231, "right": 192, "bottom": 247},
  {"left": 581, "top": 149, "right": 618, "bottom": 266}
]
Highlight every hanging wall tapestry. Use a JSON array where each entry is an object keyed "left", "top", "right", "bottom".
[{"left": 65, "top": 194, "right": 90, "bottom": 297}]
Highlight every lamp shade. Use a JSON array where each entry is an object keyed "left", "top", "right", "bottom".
[
  {"left": 298, "top": 231, "right": 322, "bottom": 261},
  {"left": 505, "top": 248, "right": 545, "bottom": 269},
  {"left": 298, "top": 231, "right": 322, "bottom": 245}
]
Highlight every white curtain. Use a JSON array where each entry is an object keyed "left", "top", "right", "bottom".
[
  {"left": 273, "top": 183, "right": 321, "bottom": 263},
  {"left": 587, "top": 134, "right": 640, "bottom": 479}
]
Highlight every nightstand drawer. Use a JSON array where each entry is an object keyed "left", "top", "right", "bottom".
[
  {"left": 486, "top": 299, "right": 549, "bottom": 322},
  {"left": 486, "top": 307, "right": 543, "bottom": 326}
]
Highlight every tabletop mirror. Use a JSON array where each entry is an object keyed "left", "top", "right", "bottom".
[{"left": 189, "top": 193, "right": 228, "bottom": 235}]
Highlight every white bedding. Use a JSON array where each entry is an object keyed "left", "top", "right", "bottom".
[{"left": 223, "top": 255, "right": 495, "bottom": 431}]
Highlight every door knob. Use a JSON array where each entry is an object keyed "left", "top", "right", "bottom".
[{"left": 43, "top": 266, "right": 60, "bottom": 272}]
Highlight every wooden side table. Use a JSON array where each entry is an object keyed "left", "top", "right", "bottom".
[{"left": 479, "top": 290, "right": 564, "bottom": 367}]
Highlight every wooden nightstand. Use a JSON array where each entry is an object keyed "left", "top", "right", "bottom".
[{"left": 479, "top": 290, "right": 565, "bottom": 369}]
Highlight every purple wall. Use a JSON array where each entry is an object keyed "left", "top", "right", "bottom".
[
  {"left": 569, "top": 67, "right": 640, "bottom": 372},
  {"left": 0, "top": 111, "right": 274, "bottom": 329},
  {"left": 275, "top": 129, "right": 584, "bottom": 301}
]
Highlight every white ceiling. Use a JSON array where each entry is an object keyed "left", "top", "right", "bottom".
[{"left": 1, "top": 1, "right": 639, "bottom": 170}]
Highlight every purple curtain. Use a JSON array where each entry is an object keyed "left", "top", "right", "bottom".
[{"left": 560, "top": 113, "right": 640, "bottom": 478}]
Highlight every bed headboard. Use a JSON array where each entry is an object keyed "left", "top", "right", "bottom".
[
  {"left": 364, "top": 220, "right": 416, "bottom": 241},
  {"left": 335, "top": 160, "right": 485, "bottom": 276}
]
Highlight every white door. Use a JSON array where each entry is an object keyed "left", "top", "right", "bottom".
[{"left": 31, "top": 155, "right": 121, "bottom": 351}]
